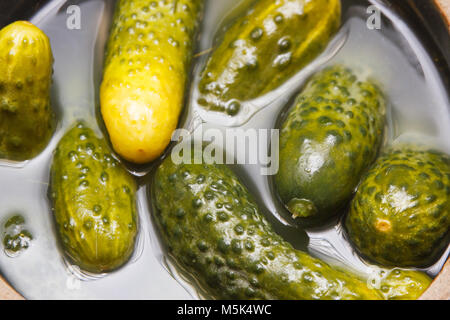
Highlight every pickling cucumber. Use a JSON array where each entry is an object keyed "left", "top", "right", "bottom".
[
  {"left": 346, "top": 147, "right": 450, "bottom": 267},
  {"left": 275, "top": 66, "right": 386, "bottom": 225},
  {"left": 101, "top": 0, "right": 204, "bottom": 163},
  {"left": 0, "top": 21, "right": 54, "bottom": 161},
  {"left": 152, "top": 155, "right": 430, "bottom": 299},
  {"left": 197, "top": 0, "right": 341, "bottom": 115},
  {"left": 50, "top": 122, "right": 138, "bottom": 273}
]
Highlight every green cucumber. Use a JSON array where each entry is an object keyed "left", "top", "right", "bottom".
[
  {"left": 0, "top": 21, "right": 54, "bottom": 161},
  {"left": 275, "top": 65, "right": 386, "bottom": 225},
  {"left": 346, "top": 146, "right": 450, "bottom": 267},
  {"left": 50, "top": 122, "right": 138, "bottom": 273},
  {"left": 197, "top": 0, "right": 341, "bottom": 115},
  {"left": 152, "top": 155, "right": 430, "bottom": 299}
]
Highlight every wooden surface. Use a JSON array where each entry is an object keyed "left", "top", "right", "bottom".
[
  {"left": 0, "top": 275, "right": 23, "bottom": 300},
  {"left": 420, "top": 259, "right": 450, "bottom": 300},
  {"left": 436, "top": 0, "right": 450, "bottom": 27},
  {"left": 0, "top": 0, "right": 449, "bottom": 301}
]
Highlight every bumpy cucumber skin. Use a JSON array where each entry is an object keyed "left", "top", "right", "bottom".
[
  {"left": 50, "top": 122, "right": 138, "bottom": 273},
  {"left": 101, "top": 0, "right": 203, "bottom": 164},
  {"left": 378, "top": 268, "right": 432, "bottom": 300},
  {"left": 274, "top": 66, "right": 386, "bottom": 225},
  {"left": 345, "top": 147, "right": 450, "bottom": 267},
  {"left": 197, "top": 0, "right": 341, "bottom": 115},
  {"left": 151, "top": 157, "right": 430, "bottom": 299},
  {"left": 0, "top": 21, "right": 54, "bottom": 161}
]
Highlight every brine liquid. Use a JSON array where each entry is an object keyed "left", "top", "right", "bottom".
[{"left": 0, "top": 0, "right": 448, "bottom": 299}]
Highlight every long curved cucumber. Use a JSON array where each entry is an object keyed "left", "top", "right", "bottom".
[{"left": 152, "top": 156, "right": 431, "bottom": 299}]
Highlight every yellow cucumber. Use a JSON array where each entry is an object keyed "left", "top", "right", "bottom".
[{"left": 101, "top": 0, "right": 204, "bottom": 163}]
